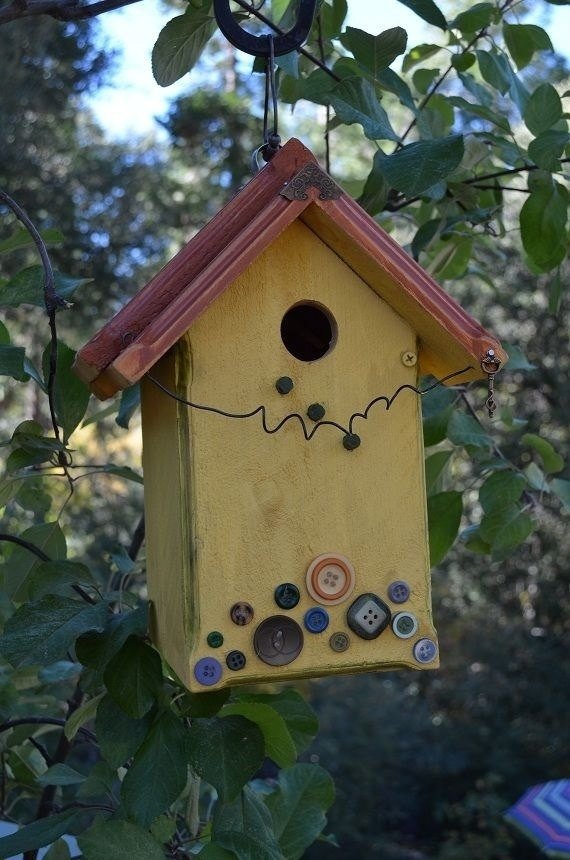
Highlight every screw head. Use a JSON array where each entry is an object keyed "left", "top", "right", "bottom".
[
  {"left": 207, "top": 631, "right": 224, "bottom": 648},
  {"left": 343, "top": 433, "right": 361, "bottom": 451},
  {"left": 401, "top": 350, "right": 417, "bottom": 367},
  {"left": 307, "top": 403, "right": 326, "bottom": 421},
  {"left": 230, "top": 602, "right": 254, "bottom": 626},
  {"left": 275, "top": 376, "right": 294, "bottom": 395}
]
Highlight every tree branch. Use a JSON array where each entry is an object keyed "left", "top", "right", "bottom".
[
  {"left": 0, "top": 717, "right": 96, "bottom": 743},
  {"left": 0, "top": 0, "right": 141, "bottom": 25},
  {"left": 0, "top": 533, "right": 97, "bottom": 605}
]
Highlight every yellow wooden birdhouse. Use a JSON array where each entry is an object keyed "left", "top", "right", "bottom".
[{"left": 75, "top": 139, "right": 505, "bottom": 692}]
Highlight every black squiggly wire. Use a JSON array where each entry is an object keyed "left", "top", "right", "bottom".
[{"left": 146, "top": 365, "right": 474, "bottom": 444}]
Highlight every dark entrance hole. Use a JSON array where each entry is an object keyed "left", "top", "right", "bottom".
[{"left": 280, "top": 302, "right": 336, "bottom": 362}]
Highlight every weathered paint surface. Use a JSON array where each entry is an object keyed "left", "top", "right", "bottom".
[{"left": 142, "top": 220, "right": 438, "bottom": 691}]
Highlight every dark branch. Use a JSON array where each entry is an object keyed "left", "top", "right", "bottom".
[
  {"left": 0, "top": 533, "right": 97, "bottom": 605},
  {"left": 128, "top": 514, "right": 145, "bottom": 561},
  {"left": 0, "top": 717, "right": 96, "bottom": 743},
  {"left": 0, "top": 0, "right": 141, "bottom": 25}
]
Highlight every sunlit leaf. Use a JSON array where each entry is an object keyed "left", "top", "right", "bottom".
[
  {"left": 152, "top": 9, "right": 216, "bottom": 87},
  {"left": 427, "top": 491, "right": 462, "bottom": 565}
]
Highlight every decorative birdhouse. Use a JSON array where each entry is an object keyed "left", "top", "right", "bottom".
[{"left": 75, "top": 139, "right": 505, "bottom": 692}]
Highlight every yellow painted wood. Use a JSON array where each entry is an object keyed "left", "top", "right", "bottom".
[{"left": 142, "top": 219, "right": 438, "bottom": 691}]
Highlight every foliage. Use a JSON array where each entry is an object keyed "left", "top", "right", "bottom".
[{"left": 0, "top": 0, "right": 568, "bottom": 858}]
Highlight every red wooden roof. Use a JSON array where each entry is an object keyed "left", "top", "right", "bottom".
[{"left": 74, "top": 138, "right": 506, "bottom": 399}]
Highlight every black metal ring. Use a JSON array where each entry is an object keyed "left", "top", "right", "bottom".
[{"left": 213, "top": 0, "right": 317, "bottom": 57}]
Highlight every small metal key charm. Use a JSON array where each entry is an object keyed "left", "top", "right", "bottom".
[{"left": 481, "top": 348, "right": 502, "bottom": 418}]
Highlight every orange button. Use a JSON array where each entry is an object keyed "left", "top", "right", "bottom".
[{"left": 306, "top": 553, "right": 355, "bottom": 605}]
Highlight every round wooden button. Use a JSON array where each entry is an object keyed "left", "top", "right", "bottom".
[{"left": 306, "top": 553, "right": 355, "bottom": 606}]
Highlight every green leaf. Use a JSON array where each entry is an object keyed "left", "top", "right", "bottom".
[
  {"left": 524, "top": 84, "right": 563, "bottom": 136},
  {"left": 529, "top": 130, "right": 570, "bottom": 172},
  {"left": 0, "top": 343, "right": 26, "bottom": 379},
  {"left": 449, "top": 96, "right": 511, "bottom": 133},
  {"left": 503, "top": 23, "right": 553, "bottom": 70},
  {"left": 221, "top": 702, "right": 296, "bottom": 768},
  {"left": 402, "top": 43, "right": 442, "bottom": 73},
  {"left": 265, "top": 764, "right": 335, "bottom": 860},
  {"left": 479, "top": 507, "right": 533, "bottom": 553},
  {"left": 551, "top": 478, "right": 570, "bottom": 512},
  {"left": 329, "top": 78, "right": 399, "bottom": 141},
  {"left": 0, "top": 227, "right": 63, "bottom": 255},
  {"left": 524, "top": 462, "right": 550, "bottom": 492},
  {"left": 520, "top": 177, "right": 568, "bottom": 272},
  {"left": 122, "top": 710, "right": 190, "bottom": 826},
  {"left": 27, "top": 559, "right": 94, "bottom": 601},
  {"left": 340, "top": 27, "right": 407, "bottom": 78},
  {"left": 37, "top": 762, "right": 86, "bottom": 786},
  {"left": 64, "top": 692, "right": 104, "bottom": 740},
  {"left": 199, "top": 846, "right": 235, "bottom": 859},
  {"left": 503, "top": 343, "right": 536, "bottom": 371},
  {"left": 77, "top": 604, "right": 149, "bottom": 689},
  {"left": 394, "top": 0, "right": 447, "bottom": 30},
  {"left": 38, "top": 660, "right": 82, "bottom": 684},
  {"left": 44, "top": 840, "right": 72, "bottom": 860},
  {"left": 96, "top": 693, "right": 153, "bottom": 768},
  {"left": 42, "top": 341, "right": 90, "bottom": 441},
  {"left": 0, "top": 266, "right": 90, "bottom": 308},
  {"left": 2, "top": 520, "right": 66, "bottom": 601},
  {"left": 104, "top": 636, "right": 162, "bottom": 718},
  {"left": 213, "top": 786, "right": 282, "bottom": 859},
  {"left": 0, "top": 596, "right": 107, "bottom": 668},
  {"left": 188, "top": 716, "right": 264, "bottom": 802},
  {"left": 431, "top": 236, "right": 473, "bottom": 281},
  {"left": 234, "top": 690, "right": 318, "bottom": 755},
  {"left": 427, "top": 491, "right": 462, "bottom": 565},
  {"left": 425, "top": 450, "right": 452, "bottom": 494},
  {"left": 78, "top": 818, "right": 165, "bottom": 860},
  {"left": 447, "top": 411, "right": 492, "bottom": 448},
  {"left": 548, "top": 268, "right": 564, "bottom": 315},
  {"left": 152, "top": 9, "right": 216, "bottom": 87},
  {"left": 413, "top": 67, "right": 440, "bottom": 94},
  {"left": 374, "top": 135, "right": 464, "bottom": 197},
  {"left": 476, "top": 49, "right": 510, "bottom": 94},
  {"left": 453, "top": 3, "right": 494, "bottom": 34},
  {"left": 77, "top": 760, "right": 116, "bottom": 799},
  {"left": 521, "top": 433, "right": 564, "bottom": 474},
  {"left": 116, "top": 383, "right": 140, "bottom": 429},
  {"left": 0, "top": 809, "right": 82, "bottom": 858},
  {"left": 178, "top": 688, "right": 231, "bottom": 718},
  {"left": 479, "top": 471, "right": 527, "bottom": 514},
  {"left": 357, "top": 154, "right": 389, "bottom": 215},
  {"left": 213, "top": 833, "right": 282, "bottom": 860}
]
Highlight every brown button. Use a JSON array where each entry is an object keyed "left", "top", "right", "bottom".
[
  {"left": 230, "top": 602, "right": 254, "bottom": 626},
  {"left": 306, "top": 553, "right": 355, "bottom": 605},
  {"left": 253, "top": 616, "right": 304, "bottom": 666}
]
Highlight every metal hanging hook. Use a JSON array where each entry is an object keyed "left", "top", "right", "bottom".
[{"left": 213, "top": 0, "right": 318, "bottom": 57}]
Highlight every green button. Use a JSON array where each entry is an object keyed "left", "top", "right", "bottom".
[{"left": 207, "top": 631, "right": 224, "bottom": 648}]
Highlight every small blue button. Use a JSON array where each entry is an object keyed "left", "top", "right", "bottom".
[
  {"left": 388, "top": 580, "right": 411, "bottom": 604},
  {"left": 413, "top": 638, "right": 438, "bottom": 664},
  {"left": 304, "top": 607, "right": 329, "bottom": 633},
  {"left": 193, "top": 657, "right": 222, "bottom": 686}
]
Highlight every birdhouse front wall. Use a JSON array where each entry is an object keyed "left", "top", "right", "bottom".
[{"left": 141, "top": 219, "right": 438, "bottom": 692}]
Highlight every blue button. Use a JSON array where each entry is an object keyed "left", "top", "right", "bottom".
[
  {"left": 388, "top": 580, "right": 411, "bottom": 604},
  {"left": 304, "top": 607, "right": 329, "bottom": 633},
  {"left": 413, "top": 638, "right": 438, "bottom": 664},
  {"left": 193, "top": 657, "right": 222, "bottom": 686}
]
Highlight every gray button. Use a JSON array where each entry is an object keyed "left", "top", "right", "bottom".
[
  {"left": 347, "top": 593, "right": 391, "bottom": 640},
  {"left": 253, "top": 615, "right": 304, "bottom": 666}
]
